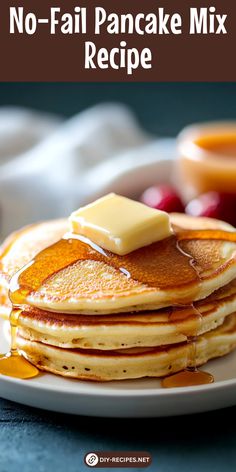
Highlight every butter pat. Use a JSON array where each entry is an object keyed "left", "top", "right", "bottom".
[{"left": 69, "top": 193, "right": 172, "bottom": 255}]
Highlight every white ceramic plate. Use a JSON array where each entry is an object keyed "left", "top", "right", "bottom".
[
  {"left": 1, "top": 317, "right": 236, "bottom": 417},
  {"left": 1, "top": 154, "right": 236, "bottom": 417}
]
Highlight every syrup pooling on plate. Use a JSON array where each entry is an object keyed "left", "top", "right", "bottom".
[
  {"left": 162, "top": 369, "right": 214, "bottom": 388},
  {"left": 0, "top": 307, "right": 39, "bottom": 379}
]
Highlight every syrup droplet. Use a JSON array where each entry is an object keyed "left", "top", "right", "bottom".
[
  {"left": 162, "top": 369, "right": 214, "bottom": 388},
  {"left": 0, "top": 308, "right": 39, "bottom": 379}
]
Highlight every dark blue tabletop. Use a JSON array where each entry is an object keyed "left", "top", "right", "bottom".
[
  {"left": 1, "top": 398, "right": 236, "bottom": 472},
  {"left": 0, "top": 82, "right": 236, "bottom": 471}
]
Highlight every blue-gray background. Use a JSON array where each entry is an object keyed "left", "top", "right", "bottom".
[
  {"left": 1, "top": 83, "right": 236, "bottom": 472},
  {"left": 0, "top": 82, "right": 235, "bottom": 135}
]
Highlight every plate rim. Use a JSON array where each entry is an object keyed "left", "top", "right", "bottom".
[{"left": 1, "top": 371, "right": 236, "bottom": 398}]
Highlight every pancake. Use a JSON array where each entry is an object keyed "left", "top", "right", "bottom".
[
  {"left": 1, "top": 215, "right": 236, "bottom": 314},
  {"left": 0, "top": 214, "right": 232, "bottom": 283},
  {"left": 0, "top": 219, "right": 68, "bottom": 318},
  {"left": 16, "top": 313, "right": 236, "bottom": 381},
  {"left": 16, "top": 279, "right": 236, "bottom": 350},
  {"left": 1, "top": 213, "right": 236, "bottom": 384},
  {"left": 0, "top": 219, "right": 68, "bottom": 282},
  {"left": 19, "top": 232, "right": 236, "bottom": 314},
  {"left": 170, "top": 213, "right": 235, "bottom": 231}
]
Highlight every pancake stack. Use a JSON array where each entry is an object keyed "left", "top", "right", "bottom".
[{"left": 1, "top": 213, "right": 236, "bottom": 382}]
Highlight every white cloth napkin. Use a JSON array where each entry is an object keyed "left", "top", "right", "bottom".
[{"left": 0, "top": 104, "right": 176, "bottom": 237}]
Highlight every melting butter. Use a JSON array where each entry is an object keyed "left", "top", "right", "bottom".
[{"left": 69, "top": 193, "right": 172, "bottom": 255}]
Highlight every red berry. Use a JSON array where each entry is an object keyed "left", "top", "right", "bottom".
[
  {"left": 141, "top": 185, "right": 184, "bottom": 213},
  {"left": 185, "top": 192, "right": 236, "bottom": 226}
]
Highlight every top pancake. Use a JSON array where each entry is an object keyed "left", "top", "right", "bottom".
[
  {"left": 170, "top": 213, "right": 235, "bottom": 232},
  {"left": 0, "top": 219, "right": 67, "bottom": 283},
  {"left": 1, "top": 214, "right": 236, "bottom": 314}
]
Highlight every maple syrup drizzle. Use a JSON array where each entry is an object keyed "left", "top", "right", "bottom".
[
  {"left": 162, "top": 301, "right": 214, "bottom": 387},
  {"left": 2, "top": 227, "right": 236, "bottom": 384},
  {"left": 167, "top": 228, "right": 236, "bottom": 385},
  {"left": 177, "top": 229, "right": 236, "bottom": 243},
  {"left": 169, "top": 229, "right": 236, "bottom": 387},
  {"left": 9, "top": 233, "right": 202, "bottom": 305},
  {"left": 0, "top": 307, "right": 39, "bottom": 379}
]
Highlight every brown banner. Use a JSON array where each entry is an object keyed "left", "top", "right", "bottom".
[{"left": 0, "top": 0, "right": 235, "bottom": 81}]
